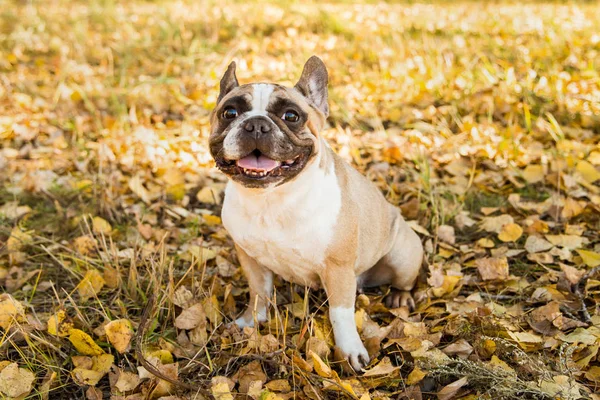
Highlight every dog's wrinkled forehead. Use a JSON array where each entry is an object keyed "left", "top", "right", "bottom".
[{"left": 219, "top": 83, "right": 309, "bottom": 119}]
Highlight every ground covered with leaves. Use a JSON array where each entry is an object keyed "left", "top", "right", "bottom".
[{"left": 0, "top": 0, "right": 599, "bottom": 399}]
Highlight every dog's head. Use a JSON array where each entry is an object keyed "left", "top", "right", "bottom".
[{"left": 209, "top": 56, "right": 329, "bottom": 188}]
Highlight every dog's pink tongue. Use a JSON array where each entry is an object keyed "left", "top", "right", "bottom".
[{"left": 237, "top": 154, "right": 280, "bottom": 171}]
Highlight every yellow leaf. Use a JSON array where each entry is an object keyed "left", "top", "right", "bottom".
[
  {"left": 265, "top": 379, "right": 291, "bottom": 392},
  {"left": 203, "top": 214, "right": 222, "bottom": 226},
  {"left": 71, "top": 368, "right": 104, "bottom": 386},
  {"left": 92, "top": 216, "right": 112, "bottom": 235},
  {"left": 406, "top": 366, "right": 427, "bottom": 385},
  {"left": 197, "top": 187, "right": 222, "bottom": 205},
  {"left": 577, "top": 249, "right": 600, "bottom": 268},
  {"left": 105, "top": 319, "right": 134, "bottom": 354},
  {"left": 477, "top": 238, "right": 495, "bottom": 248},
  {"left": 77, "top": 269, "right": 105, "bottom": 300},
  {"left": 0, "top": 363, "right": 35, "bottom": 398},
  {"left": 68, "top": 329, "right": 105, "bottom": 356},
  {"left": 480, "top": 339, "right": 497, "bottom": 358},
  {"left": 498, "top": 223, "right": 523, "bottom": 242},
  {"left": 73, "top": 235, "right": 96, "bottom": 255},
  {"left": 6, "top": 227, "right": 33, "bottom": 252},
  {"left": 576, "top": 160, "right": 600, "bottom": 183},
  {"left": 147, "top": 349, "right": 174, "bottom": 364},
  {"left": 489, "top": 355, "right": 515, "bottom": 374},
  {"left": 362, "top": 357, "right": 399, "bottom": 377},
  {"left": 522, "top": 165, "right": 544, "bottom": 184},
  {"left": 47, "top": 309, "right": 72, "bottom": 337},
  {"left": 212, "top": 381, "right": 234, "bottom": 400},
  {"left": 585, "top": 366, "right": 600, "bottom": 383},
  {"left": 309, "top": 350, "right": 332, "bottom": 378},
  {"left": 202, "top": 295, "right": 223, "bottom": 327},
  {"left": 92, "top": 354, "right": 114, "bottom": 375},
  {"left": 545, "top": 234, "right": 588, "bottom": 249},
  {"left": 0, "top": 294, "right": 26, "bottom": 330}
]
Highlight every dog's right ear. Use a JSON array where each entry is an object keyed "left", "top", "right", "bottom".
[{"left": 218, "top": 61, "right": 239, "bottom": 103}]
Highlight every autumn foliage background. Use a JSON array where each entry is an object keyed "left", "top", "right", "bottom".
[{"left": 0, "top": 0, "right": 599, "bottom": 399}]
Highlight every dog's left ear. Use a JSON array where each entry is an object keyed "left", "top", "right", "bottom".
[
  {"left": 218, "top": 61, "right": 239, "bottom": 103},
  {"left": 295, "top": 56, "right": 329, "bottom": 117}
]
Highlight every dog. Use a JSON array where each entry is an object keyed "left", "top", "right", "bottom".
[{"left": 209, "top": 56, "right": 423, "bottom": 371}]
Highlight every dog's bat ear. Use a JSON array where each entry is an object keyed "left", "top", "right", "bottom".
[
  {"left": 295, "top": 56, "right": 329, "bottom": 117},
  {"left": 218, "top": 61, "right": 239, "bottom": 103}
]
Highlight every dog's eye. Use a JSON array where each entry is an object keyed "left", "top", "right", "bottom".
[
  {"left": 223, "top": 107, "right": 238, "bottom": 119},
  {"left": 282, "top": 110, "right": 299, "bottom": 123}
]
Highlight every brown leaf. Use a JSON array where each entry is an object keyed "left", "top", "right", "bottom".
[
  {"left": 476, "top": 257, "right": 509, "bottom": 281},
  {"left": 437, "top": 377, "right": 468, "bottom": 400},
  {"left": 174, "top": 303, "right": 206, "bottom": 330},
  {"left": 0, "top": 363, "right": 35, "bottom": 398}
]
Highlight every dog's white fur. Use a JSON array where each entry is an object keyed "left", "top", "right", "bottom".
[{"left": 223, "top": 137, "right": 341, "bottom": 287}]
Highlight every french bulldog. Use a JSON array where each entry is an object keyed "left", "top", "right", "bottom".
[{"left": 209, "top": 56, "right": 423, "bottom": 371}]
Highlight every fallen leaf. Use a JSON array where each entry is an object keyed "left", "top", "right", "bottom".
[
  {"left": 6, "top": 227, "right": 33, "bottom": 252},
  {"left": 437, "top": 225, "right": 455, "bottom": 244},
  {"left": 480, "top": 214, "right": 514, "bottom": 233},
  {"left": 105, "top": 319, "right": 134, "bottom": 353},
  {"left": 545, "top": 234, "right": 588, "bottom": 249},
  {"left": 406, "top": 366, "right": 427, "bottom": 385},
  {"left": 212, "top": 381, "right": 234, "bottom": 400},
  {"left": 197, "top": 186, "right": 222, "bottom": 205},
  {"left": 115, "top": 370, "right": 141, "bottom": 392},
  {"left": 525, "top": 236, "right": 553, "bottom": 254},
  {"left": 265, "top": 379, "right": 291, "bottom": 393},
  {"left": 522, "top": 164, "right": 544, "bottom": 184},
  {"left": 576, "top": 160, "right": 600, "bottom": 183},
  {"left": 77, "top": 269, "right": 106, "bottom": 300},
  {"left": 0, "top": 294, "right": 26, "bottom": 329},
  {"left": 576, "top": 249, "right": 600, "bottom": 268},
  {"left": 73, "top": 235, "right": 97, "bottom": 255},
  {"left": 202, "top": 294, "right": 223, "bottom": 327},
  {"left": 0, "top": 363, "right": 35, "bottom": 398},
  {"left": 476, "top": 257, "right": 509, "bottom": 281},
  {"left": 477, "top": 238, "right": 495, "bottom": 248},
  {"left": 362, "top": 357, "right": 399, "bottom": 377},
  {"left": 309, "top": 350, "right": 332, "bottom": 378},
  {"left": 92, "top": 216, "right": 112, "bottom": 235},
  {"left": 488, "top": 355, "right": 514, "bottom": 374},
  {"left": 498, "top": 223, "right": 523, "bottom": 242},
  {"left": 437, "top": 377, "right": 468, "bottom": 400},
  {"left": 442, "top": 339, "right": 473, "bottom": 359},
  {"left": 585, "top": 366, "right": 600, "bottom": 383},
  {"left": 69, "top": 329, "right": 105, "bottom": 356},
  {"left": 174, "top": 303, "right": 206, "bottom": 330}
]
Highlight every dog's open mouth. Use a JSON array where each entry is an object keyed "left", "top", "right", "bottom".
[{"left": 217, "top": 149, "right": 307, "bottom": 180}]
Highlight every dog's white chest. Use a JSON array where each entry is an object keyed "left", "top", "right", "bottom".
[{"left": 221, "top": 163, "right": 341, "bottom": 287}]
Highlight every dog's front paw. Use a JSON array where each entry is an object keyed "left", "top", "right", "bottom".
[
  {"left": 231, "top": 307, "right": 268, "bottom": 329},
  {"left": 336, "top": 336, "right": 370, "bottom": 372}
]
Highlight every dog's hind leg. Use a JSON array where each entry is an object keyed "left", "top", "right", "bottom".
[{"left": 378, "top": 211, "right": 423, "bottom": 309}]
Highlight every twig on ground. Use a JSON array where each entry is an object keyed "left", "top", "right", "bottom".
[{"left": 574, "top": 266, "right": 600, "bottom": 325}]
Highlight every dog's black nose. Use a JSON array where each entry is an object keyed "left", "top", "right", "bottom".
[{"left": 243, "top": 118, "right": 272, "bottom": 134}]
